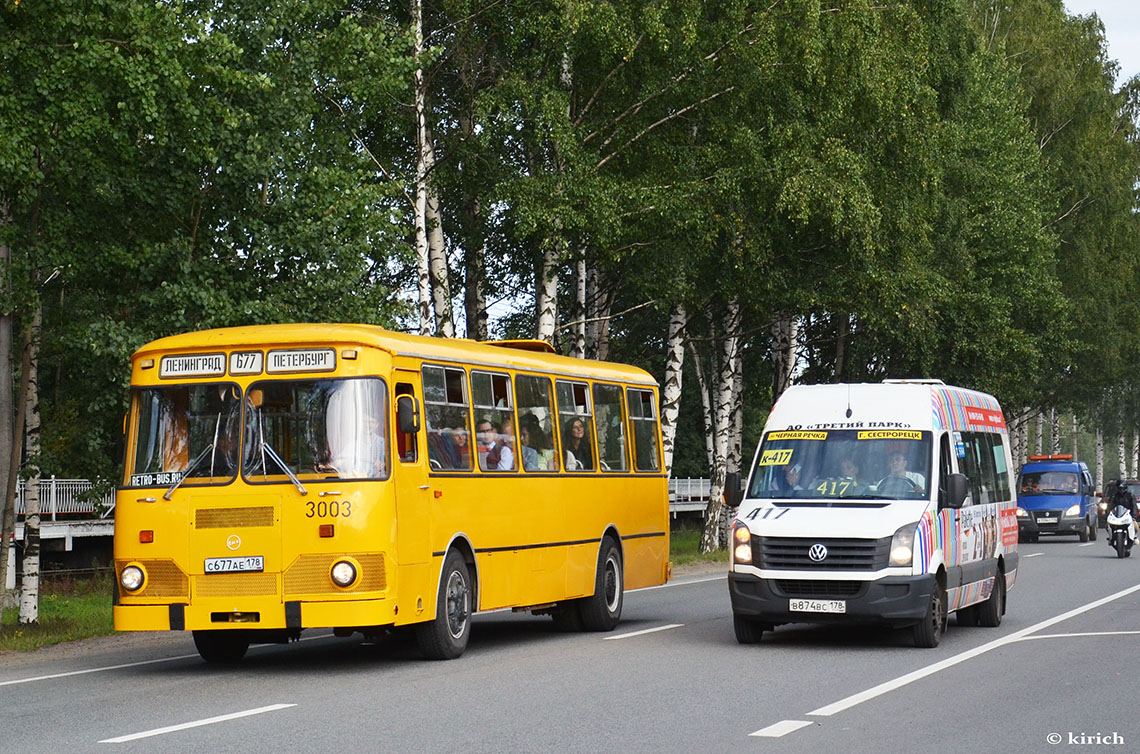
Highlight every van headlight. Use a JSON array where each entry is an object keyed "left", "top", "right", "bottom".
[
  {"left": 1016, "top": 507, "right": 1029, "bottom": 518},
  {"left": 1064, "top": 504, "right": 1081, "bottom": 517},
  {"left": 732, "top": 522, "right": 752, "bottom": 566},
  {"left": 889, "top": 523, "right": 918, "bottom": 567},
  {"left": 120, "top": 565, "right": 145, "bottom": 592}
]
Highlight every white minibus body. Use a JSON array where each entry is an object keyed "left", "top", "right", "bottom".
[{"left": 728, "top": 380, "right": 1018, "bottom": 648}]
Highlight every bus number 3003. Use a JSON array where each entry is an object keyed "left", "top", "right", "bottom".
[{"left": 306, "top": 500, "right": 352, "bottom": 518}]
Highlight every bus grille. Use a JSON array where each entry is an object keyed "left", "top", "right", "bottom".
[
  {"left": 753, "top": 536, "right": 890, "bottom": 570},
  {"left": 284, "top": 553, "right": 387, "bottom": 596},
  {"left": 194, "top": 572, "right": 279, "bottom": 598},
  {"left": 774, "top": 580, "right": 865, "bottom": 598},
  {"left": 116, "top": 559, "right": 188, "bottom": 599},
  {"left": 195, "top": 506, "right": 275, "bottom": 529}
]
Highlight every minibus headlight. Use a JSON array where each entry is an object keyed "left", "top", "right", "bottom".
[
  {"left": 889, "top": 523, "right": 918, "bottom": 567},
  {"left": 331, "top": 560, "right": 357, "bottom": 587},
  {"left": 120, "top": 565, "right": 145, "bottom": 592},
  {"left": 1064, "top": 504, "right": 1081, "bottom": 517},
  {"left": 732, "top": 522, "right": 752, "bottom": 566},
  {"left": 1016, "top": 507, "right": 1029, "bottom": 518}
]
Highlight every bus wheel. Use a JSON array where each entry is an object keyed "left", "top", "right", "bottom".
[
  {"left": 978, "top": 570, "right": 1005, "bottom": 627},
  {"left": 733, "top": 615, "right": 765, "bottom": 644},
  {"left": 193, "top": 630, "right": 250, "bottom": 664},
  {"left": 912, "top": 580, "right": 947, "bottom": 648},
  {"left": 580, "top": 537, "right": 623, "bottom": 631},
  {"left": 416, "top": 550, "right": 472, "bottom": 660}
]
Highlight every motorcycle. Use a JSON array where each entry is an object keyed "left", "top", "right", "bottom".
[{"left": 1106, "top": 504, "right": 1136, "bottom": 559}]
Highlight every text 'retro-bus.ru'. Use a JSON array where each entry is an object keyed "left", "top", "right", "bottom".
[{"left": 114, "top": 324, "right": 669, "bottom": 662}]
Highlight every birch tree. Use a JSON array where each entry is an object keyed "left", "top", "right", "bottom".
[
  {"left": 17, "top": 306, "right": 40, "bottom": 624},
  {"left": 660, "top": 305, "right": 687, "bottom": 476}
]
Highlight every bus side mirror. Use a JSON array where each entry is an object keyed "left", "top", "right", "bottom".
[
  {"left": 724, "top": 471, "right": 744, "bottom": 508},
  {"left": 397, "top": 395, "right": 420, "bottom": 434},
  {"left": 942, "top": 473, "right": 968, "bottom": 509}
]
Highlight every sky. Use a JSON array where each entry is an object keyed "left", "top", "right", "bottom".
[{"left": 1064, "top": 0, "right": 1140, "bottom": 85}]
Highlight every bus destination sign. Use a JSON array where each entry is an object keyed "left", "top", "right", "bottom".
[
  {"left": 159, "top": 353, "right": 226, "bottom": 378},
  {"left": 266, "top": 348, "right": 336, "bottom": 374}
]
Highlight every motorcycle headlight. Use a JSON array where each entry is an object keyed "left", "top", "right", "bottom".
[
  {"left": 890, "top": 523, "right": 918, "bottom": 567},
  {"left": 732, "top": 522, "right": 752, "bottom": 566},
  {"left": 1100, "top": 501, "right": 1108, "bottom": 511},
  {"left": 1064, "top": 504, "right": 1081, "bottom": 517}
]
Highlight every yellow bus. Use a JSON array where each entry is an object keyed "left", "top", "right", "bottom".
[{"left": 113, "top": 324, "right": 669, "bottom": 662}]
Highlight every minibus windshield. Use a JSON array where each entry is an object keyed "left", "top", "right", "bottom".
[
  {"left": 243, "top": 377, "right": 389, "bottom": 483},
  {"left": 127, "top": 383, "right": 242, "bottom": 488},
  {"left": 747, "top": 429, "right": 933, "bottom": 501}
]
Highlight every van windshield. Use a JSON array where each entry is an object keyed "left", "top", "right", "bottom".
[
  {"left": 747, "top": 429, "right": 933, "bottom": 500},
  {"left": 1019, "top": 471, "right": 1079, "bottom": 496}
]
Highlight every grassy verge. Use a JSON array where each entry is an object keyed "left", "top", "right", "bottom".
[
  {"left": 670, "top": 521, "right": 728, "bottom": 567},
  {"left": 0, "top": 573, "right": 115, "bottom": 652}
]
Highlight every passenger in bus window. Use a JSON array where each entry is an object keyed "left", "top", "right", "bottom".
[
  {"left": 519, "top": 419, "right": 540, "bottom": 471},
  {"left": 450, "top": 427, "right": 471, "bottom": 468},
  {"left": 477, "top": 418, "right": 515, "bottom": 471},
  {"left": 563, "top": 417, "right": 593, "bottom": 471}
]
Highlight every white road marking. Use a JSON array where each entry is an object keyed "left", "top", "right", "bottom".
[
  {"left": 99, "top": 703, "right": 296, "bottom": 743},
  {"left": 750, "top": 720, "right": 813, "bottom": 737},
  {"left": 806, "top": 582, "right": 1140, "bottom": 718},
  {"left": 1024, "top": 552, "right": 1044, "bottom": 558},
  {"left": 1016, "top": 630, "right": 1140, "bottom": 641},
  {"left": 0, "top": 654, "right": 201, "bottom": 687},
  {"left": 1079, "top": 542, "right": 1098, "bottom": 547},
  {"left": 632, "top": 575, "right": 723, "bottom": 592},
  {"left": 603, "top": 624, "right": 683, "bottom": 641}
]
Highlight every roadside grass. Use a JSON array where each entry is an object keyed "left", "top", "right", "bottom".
[
  {"left": 670, "top": 521, "right": 728, "bottom": 567},
  {"left": 0, "top": 572, "right": 114, "bottom": 652}
]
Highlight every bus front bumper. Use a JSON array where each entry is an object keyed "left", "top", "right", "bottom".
[
  {"left": 114, "top": 597, "right": 393, "bottom": 632},
  {"left": 727, "top": 572, "right": 935, "bottom": 628}
]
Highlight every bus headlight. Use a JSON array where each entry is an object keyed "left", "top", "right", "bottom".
[
  {"left": 330, "top": 560, "right": 357, "bottom": 587},
  {"left": 732, "top": 522, "right": 752, "bottom": 566},
  {"left": 889, "top": 523, "right": 917, "bottom": 567},
  {"left": 120, "top": 565, "right": 145, "bottom": 592},
  {"left": 1064, "top": 504, "right": 1081, "bottom": 517}
]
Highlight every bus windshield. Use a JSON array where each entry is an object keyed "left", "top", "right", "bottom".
[
  {"left": 128, "top": 383, "right": 242, "bottom": 488},
  {"left": 243, "top": 377, "right": 389, "bottom": 483},
  {"left": 747, "top": 429, "right": 933, "bottom": 501}
]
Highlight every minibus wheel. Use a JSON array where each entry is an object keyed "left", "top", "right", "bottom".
[
  {"left": 580, "top": 536, "right": 623, "bottom": 631},
  {"left": 193, "top": 630, "right": 250, "bottom": 664},
  {"left": 912, "top": 580, "right": 946, "bottom": 648},
  {"left": 416, "top": 550, "right": 472, "bottom": 660},
  {"left": 733, "top": 615, "right": 765, "bottom": 644},
  {"left": 977, "top": 569, "right": 1005, "bottom": 628}
]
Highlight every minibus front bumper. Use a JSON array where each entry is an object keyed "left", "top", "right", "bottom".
[{"left": 728, "top": 572, "right": 935, "bottom": 627}]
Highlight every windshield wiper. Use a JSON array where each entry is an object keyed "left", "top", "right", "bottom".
[
  {"left": 259, "top": 439, "right": 308, "bottom": 496},
  {"left": 163, "top": 444, "right": 215, "bottom": 501}
]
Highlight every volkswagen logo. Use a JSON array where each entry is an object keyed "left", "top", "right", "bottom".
[
  {"left": 226, "top": 534, "right": 242, "bottom": 551},
  {"left": 808, "top": 543, "right": 828, "bottom": 562}
]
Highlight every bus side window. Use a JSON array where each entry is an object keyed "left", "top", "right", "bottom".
[
  {"left": 395, "top": 383, "right": 418, "bottom": 463},
  {"left": 939, "top": 433, "right": 952, "bottom": 499},
  {"left": 593, "top": 383, "right": 627, "bottom": 472},
  {"left": 628, "top": 388, "right": 661, "bottom": 472}
]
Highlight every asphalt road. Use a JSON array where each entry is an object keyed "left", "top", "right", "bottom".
[{"left": 3, "top": 535, "right": 1139, "bottom": 754}]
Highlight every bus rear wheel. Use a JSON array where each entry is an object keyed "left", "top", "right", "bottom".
[
  {"left": 579, "top": 536, "right": 623, "bottom": 631},
  {"left": 193, "top": 630, "right": 250, "bottom": 664},
  {"left": 416, "top": 550, "right": 472, "bottom": 660}
]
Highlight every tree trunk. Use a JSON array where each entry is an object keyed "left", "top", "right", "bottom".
[
  {"left": 0, "top": 205, "right": 11, "bottom": 609},
  {"left": 833, "top": 312, "right": 849, "bottom": 382},
  {"left": 18, "top": 306, "right": 41, "bottom": 625},
  {"left": 0, "top": 316, "right": 31, "bottom": 616},
  {"left": 770, "top": 313, "right": 798, "bottom": 400},
  {"left": 426, "top": 176, "right": 454, "bottom": 337},
  {"left": 570, "top": 255, "right": 586, "bottom": 358},
  {"left": 587, "top": 267, "right": 615, "bottom": 361},
  {"left": 1132, "top": 430, "right": 1138, "bottom": 479},
  {"left": 1036, "top": 412, "right": 1045, "bottom": 455},
  {"left": 462, "top": 195, "right": 487, "bottom": 341},
  {"left": 728, "top": 348, "right": 743, "bottom": 475},
  {"left": 1070, "top": 415, "right": 1078, "bottom": 460},
  {"left": 412, "top": 0, "right": 434, "bottom": 336},
  {"left": 1118, "top": 429, "right": 1126, "bottom": 478},
  {"left": 1096, "top": 427, "right": 1104, "bottom": 492},
  {"left": 535, "top": 243, "right": 560, "bottom": 343},
  {"left": 701, "top": 300, "right": 741, "bottom": 553},
  {"left": 660, "top": 305, "right": 686, "bottom": 477}
]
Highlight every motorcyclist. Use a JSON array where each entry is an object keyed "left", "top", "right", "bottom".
[{"left": 1110, "top": 479, "right": 1138, "bottom": 542}]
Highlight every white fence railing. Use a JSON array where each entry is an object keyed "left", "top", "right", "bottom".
[
  {"left": 14, "top": 477, "right": 115, "bottom": 520},
  {"left": 669, "top": 478, "right": 711, "bottom": 515}
]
